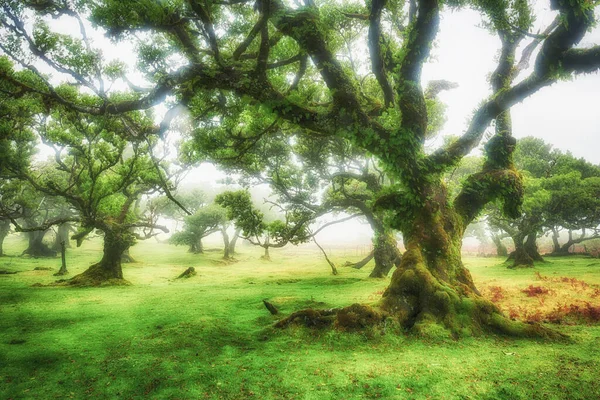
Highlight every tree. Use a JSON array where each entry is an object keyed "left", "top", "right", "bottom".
[
  {"left": 169, "top": 204, "right": 227, "bottom": 254},
  {"left": 191, "top": 124, "right": 403, "bottom": 276},
  {"left": 5, "top": 102, "right": 170, "bottom": 285},
  {"left": 216, "top": 190, "right": 311, "bottom": 260},
  {"left": 3, "top": 0, "right": 600, "bottom": 335},
  {"left": 489, "top": 137, "right": 600, "bottom": 264},
  {"left": 488, "top": 176, "right": 548, "bottom": 267}
]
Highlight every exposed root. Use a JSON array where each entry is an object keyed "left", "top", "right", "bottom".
[
  {"left": 274, "top": 304, "right": 386, "bottom": 330},
  {"left": 176, "top": 267, "right": 197, "bottom": 279},
  {"left": 51, "top": 262, "right": 130, "bottom": 287}
]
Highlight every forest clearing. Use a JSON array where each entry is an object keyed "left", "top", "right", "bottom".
[{"left": 1, "top": 236, "right": 599, "bottom": 400}]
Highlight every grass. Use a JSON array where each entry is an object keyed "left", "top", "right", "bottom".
[{"left": 1, "top": 234, "right": 600, "bottom": 399}]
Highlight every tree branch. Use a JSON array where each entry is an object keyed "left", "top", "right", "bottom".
[{"left": 368, "top": 0, "right": 394, "bottom": 106}]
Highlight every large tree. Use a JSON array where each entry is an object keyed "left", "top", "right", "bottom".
[
  {"left": 5, "top": 103, "right": 170, "bottom": 285},
  {"left": 2, "top": 0, "right": 600, "bottom": 335}
]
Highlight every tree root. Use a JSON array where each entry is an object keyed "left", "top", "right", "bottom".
[
  {"left": 176, "top": 267, "right": 197, "bottom": 279},
  {"left": 274, "top": 304, "right": 387, "bottom": 330},
  {"left": 50, "top": 262, "right": 130, "bottom": 287}
]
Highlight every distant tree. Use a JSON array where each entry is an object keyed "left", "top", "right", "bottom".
[
  {"left": 488, "top": 138, "right": 600, "bottom": 265},
  {"left": 169, "top": 204, "right": 227, "bottom": 254},
  {"left": 216, "top": 190, "right": 311, "bottom": 260},
  {"left": 488, "top": 176, "right": 548, "bottom": 267}
]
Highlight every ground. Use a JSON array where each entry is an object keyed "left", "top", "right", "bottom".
[{"left": 0, "top": 235, "right": 599, "bottom": 399}]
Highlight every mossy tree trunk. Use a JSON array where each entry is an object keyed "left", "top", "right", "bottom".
[
  {"left": 67, "top": 228, "right": 133, "bottom": 286},
  {"left": 491, "top": 234, "right": 508, "bottom": 257},
  {"left": 221, "top": 226, "right": 231, "bottom": 259},
  {"left": 369, "top": 231, "right": 402, "bottom": 278},
  {"left": 379, "top": 167, "right": 534, "bottom": 336},
  {"left": 22, "top": 230, "right": 56, "bottom": 257},
  {"left": 509, "top": 233, "right": 542, "bottom": 268},
  {"left": 524, "top": 233, "right": 543, "bottom": 261},
  {"left": 52, "top": 223, "right": 72, "bottom": 252},
  {"left": 510, "top": 233, "right": 534, "bottom": 268},
  {"left": 0, "top": 219, "right": 10, "bottom": 256}
]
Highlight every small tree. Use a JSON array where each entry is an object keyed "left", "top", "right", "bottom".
[
  {"left": 216, "top": 190, "right": 311, "bottom": 260},
  {"left": 169, "top": 204, "right": 227, "bottom": 254}
]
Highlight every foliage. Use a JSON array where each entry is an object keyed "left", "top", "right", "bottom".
[
  {"left": 216, "top": 190, "right": 311, "bottom": 251},
  {"left": 169, "top": 204, "right": 227, "bottom": 252}
]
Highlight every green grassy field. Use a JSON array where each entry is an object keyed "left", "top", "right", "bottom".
[{"left": 1, "top": 235, "right": 599, "bottom": 399}]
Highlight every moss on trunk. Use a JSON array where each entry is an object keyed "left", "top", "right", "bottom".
[
  {"left": 22, "top": 231, "right": 56, "bottom": 258},
  {"left": 369, "top": 232, "right": 402, "bottom": 278},
  {"left": 0, "top": 220, "right": 10, "bottom": 256},
  {"left": 59, "top": 229, "right": 131, "bottom": 287}
]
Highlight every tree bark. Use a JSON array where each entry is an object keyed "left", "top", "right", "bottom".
[
  {"left": 64, "top": 229, "right": 131, "bottom": 286},
  {"left": 54, "top": 241, "right": 68, "bottom": 276},
  {"left": 261, "top": 245, "right": 271, "bottom": 261},
  {"left": 22, "top": 230, "right": 56, "bottom": 257},
  {"left": 375, "top": 177, "right": 558, "bottom": 337},
  {"left": 0, "top": 220, "right": 10, "bottom": 256},
  {"left": 552, "top": 230, "right": 599, "bottom": 255},
  {"left": 350, "top": 250, "right": 374, "bottom": 269},
  {"left": 551, "top": 228, "right": 561, "bottom": 254},
  {"left": 52, "top": 223, "right": 72, "bottom": 251},
  {"left": 188, "top": 238, "right": 204, "bottom": 254},
  {"left": 221, "top": 227, "right": 231, "bottom": 259},
  {"left": 509, "top": 233, "right": 534, "bottom": 268},
  {"left": 369, "top": 232, "right": 402, "bottom": 278},
  {"left": 524, "top": 233, "right": 544, "bottom": 262},
  {"left": 491, "top": 234, "right": 508, "bottom": 257},
  {"left": 228, "top": 227, "right": 241, "bottom": 256}
]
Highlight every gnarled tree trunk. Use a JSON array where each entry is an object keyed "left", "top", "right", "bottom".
[
  {"left": 22, "top": 230, "right": 56, "bottom": 257},
  {"left": 509, "top": 233, "right": 542, "bottom": 268},
  {"left": 52, "top": 223, "right": 72, "bottom": 251},
  {"left": 65, "top": 229, "right": 132, "bottom": 286},
  {"left": 369, "top": 232, "right": 402, "bottom": 278},
  {"left": 0, "top": 219, "right": 10, "bottom": 256}
]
